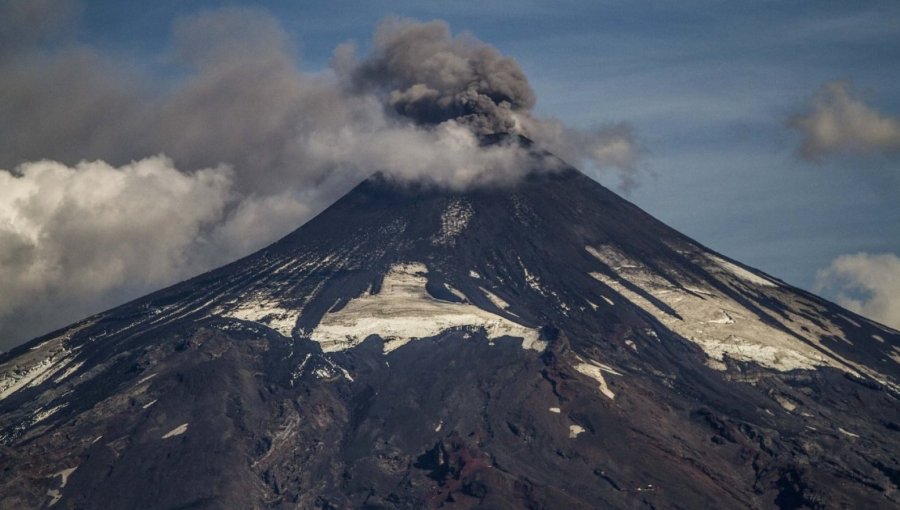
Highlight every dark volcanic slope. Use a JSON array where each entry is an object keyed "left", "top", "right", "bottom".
[{"left": 1, "top": 166, "right": 899, "bottom": 509}]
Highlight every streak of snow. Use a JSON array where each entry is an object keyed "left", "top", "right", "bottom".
[
  {"left": 838, "top": 427, "right": 859, "bottom": 438},
  {"left": 311, "top": 263, "right": 544, "bottom": 353},
  {"left": 519, "top": 259, "right": 546, "bottom": 295},
  {"left": 706, "top": 254, "right": 777, "bottom": 287},
  {"left": 839, "top": 314, "right": 861, "bottom": 328},
  {"left": 53, "top": 361, "right": 84, "bottom": 384},
  {"left": 1, "top": 352, "right": 69, "bottom": 401},
  {"left": 161, "top": 423, "right": 189, "bottom": 439},
  {"left": 890, "top": 347, "right": 900, "bottom": 365},
  {"left": 142, "top": 399, "right": 157, "bottom": 409},
  {"left": 33, "top": 403, "right": 67, "bottom": 424},
  {"left": 480, "top": 287, "right": 511, "bottom": 311},
  {"left": 445, "top": 284, "right": 467, "bottom": 302},
  {"left": 549, "top": 407, "right": 561, "bottom": 414},
  {"left": 136, "top": 373, "right": 156, "bottom": 386}
]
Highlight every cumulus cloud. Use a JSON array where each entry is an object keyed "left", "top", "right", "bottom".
[
  {"left": 0, "top": 7, "right": 642, "bottom": 349},
  {"left": 0, "top": 158, "right": 228, "bottom": 346},
  {"left": 814, "top": 252, "right": 900, "bottom": 330},
  {"left": 789, "top": 81, "right": 900, "bottom": 161}
]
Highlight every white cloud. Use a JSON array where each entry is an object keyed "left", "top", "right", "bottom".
[
  {"left": 789, "top": 81, "right": 900, "bottom": 161},
  {"left": 814, "top": 252, "right": 900, "bottom": 330},
  {"left": 513, "top": 114, "right": 642, "bottom": 191},
  {"left": 0, "top": 157, "right": 319, "bottom": 350}
]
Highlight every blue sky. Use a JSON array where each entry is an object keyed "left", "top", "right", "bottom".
[{"left": 1, "top": 1, "right": 898, "bottom": 348}]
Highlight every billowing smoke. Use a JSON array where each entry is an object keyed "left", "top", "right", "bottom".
[
  {"left": 0, "top": 3, "right": 642, "bottom": 350},
  {"left": 340, "top": 18, "right": 535, "bottom": 134}
]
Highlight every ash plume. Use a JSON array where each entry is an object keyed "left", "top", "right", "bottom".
[
  {"left": 0, "top": 5, "right": 642, "bottom": 350},
  {"left": 342, "top": 18, "right": 536, "bottom": 134}
]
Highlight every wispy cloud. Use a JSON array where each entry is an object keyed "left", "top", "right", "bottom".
[
  {"left": 789, "top": 81, "right": 900, "bottom": 161},
  {"left": 814, "top": 252, "right": 900, "bottom": 330}
]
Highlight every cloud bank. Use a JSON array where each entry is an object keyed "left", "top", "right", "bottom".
[
  {"left": 0, "top": 6, "right": 642, "bottom": 349},
  {"left": 814, "top": 252, "right": 900, "bottom": 330},
  {"left": 789, "top": 81, "right": 900, "bottom": 161}
]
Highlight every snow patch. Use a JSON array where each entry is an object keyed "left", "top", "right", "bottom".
[
  {"left": 774, "top": 395, "right": 797, "bottom": 412},
  {"left": 549, "top": 407, "right": 561, "bottom": 414},
  {"left": 161, "top": 423, "right": 189, "bottom": 439},
  {"left": 568, "top": 425, "right": 585, "bottom": 438},
  {"left": 311, "top": 263, "right": 544, "bottom": 353},
  {"left": 219, "top": 295, "right": 298, "bottom": 337},
  {"left": 46, "top": 466, "right": 77, "bottom": 507},
  {"left": 573, "top": 357, "right": 617, "bottom": 399},
  {"left": 432, "top": 199, "right": 474, "bottom": 246}
]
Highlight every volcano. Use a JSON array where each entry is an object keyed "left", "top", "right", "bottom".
[{"left": 1, "top": 146, "right": 898, "bottom": 509}]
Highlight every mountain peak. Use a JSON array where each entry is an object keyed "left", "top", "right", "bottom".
[{"left": 1, "top": 161, "right": 898, "bottom": 509}]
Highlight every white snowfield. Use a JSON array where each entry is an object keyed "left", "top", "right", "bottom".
[
  {"left": 311, "top": 262, "right": 545, "bottom": 353},
  {"left": 218, "top": 293, "right": 299, "bottom": 337},
  {"left": 585, "top": 245, "right": 898, "bottom": 391}
]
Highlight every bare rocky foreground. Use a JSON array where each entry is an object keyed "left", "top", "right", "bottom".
[{"left": 1, "top": 154, "right": 899, "bottom": 509}]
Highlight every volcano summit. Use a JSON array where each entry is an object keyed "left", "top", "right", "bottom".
[{"left": 1, "top": 146, "right": 899, "bottom": 509}]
